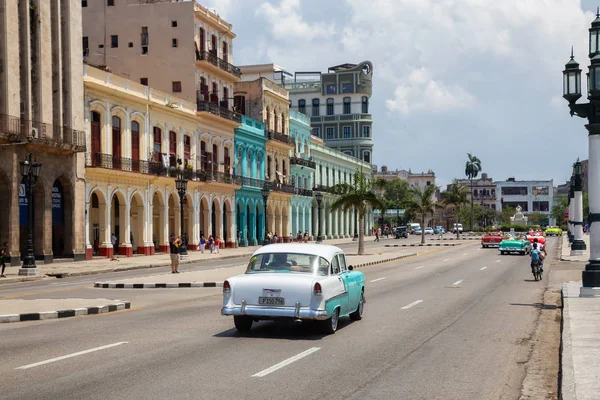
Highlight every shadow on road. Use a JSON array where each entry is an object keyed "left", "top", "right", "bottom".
[
  {"left": 214, "top": 318, "right": 354, "bottom": 340},
  {"left": 510, "top": 302, "right": 559, "bottom": 310}
]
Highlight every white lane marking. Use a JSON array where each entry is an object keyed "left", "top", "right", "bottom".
[
  {"left": 462, "top": 253, "right": 468, "bottom": 256},
  {"left": 401, "top": 300, "right": 423, "bottom": 310},
  {"left": 496, "top": 260, "right": 501, "bottom": 263},
  {"left": 415, "top": 266, "right": 425, "bottom": 270},
  {"left": 370, "top": 277, "right": 386, "bottom": 283},
  {"left": 16, "top": 342, "right": 128, "bottom": 370},
  {"left": 480, "top": 267, "right": 487, "bottom": 271},
  {"left": 252, "top": 347, "right": 321, "bottom": 377},
  {"left": 443, "top": 258, "right": 450, "bottom": 262},
  {"left": 452, "top": 280, "right": 464, "bottom": 286}
]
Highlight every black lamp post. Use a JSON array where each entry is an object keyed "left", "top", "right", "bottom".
[
  {"left": 175, "top": 169, "right": 188, "bottom": 255},
  {"left": 568, "top": 175, "right": 575, "bottom": 243},
  {"left": 353, "top": 207, "right": 358, "bottom": 240},
  {"left": 572, "top": 160, "right": 587, "bottom": 253},
  {"left": 315, "top": 191, "right": 323, "bottom": 243},
  {"left": 261, "top": 184, "right": 270, "bottom": 245},
  {"left": 19, "top": 152, "right": 42, "bottom": 275},
  {"left": 562, "top": 11, "right": 600, "bottom": 287}
]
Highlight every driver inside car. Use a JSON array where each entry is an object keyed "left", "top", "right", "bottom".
[{"left": 268, "top": 253, "right": 292, "bottom": 270}]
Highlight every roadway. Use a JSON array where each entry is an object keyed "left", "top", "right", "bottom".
[{"left": 0, "top": 237, "right": 552, "bottom": 400}]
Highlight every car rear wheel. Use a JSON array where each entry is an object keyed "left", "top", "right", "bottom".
[
  {"left": 350, "top": 292, "right": 364, "bottom": 321},
  {"left": 321, "top": 308, "right": 339, "bottom": 334},
  {"left": 234, "top": 316, "right": 253, "bottom": 332},
  {"left": 500, "top": 251, "right": 506, "bottom": 255}
]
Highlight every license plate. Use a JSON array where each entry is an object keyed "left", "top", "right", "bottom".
[{"left": 259, "top": 297, "right": 285, "bottom": 305}]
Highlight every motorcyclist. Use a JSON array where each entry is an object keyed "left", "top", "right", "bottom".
[
  {"left": 530, "top": 243, "right": 540, "bottom": 274},
  {"left": 533, "top": 238, "right": 546, "bottom": 272}
]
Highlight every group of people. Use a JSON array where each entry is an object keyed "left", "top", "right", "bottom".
[
  {"left": 199, "top": 234, "right": 221, "bottom": 254},
  {"left": 530, "top": 237, "right": 547, "bottom": 275},
  {"left": 169, "top": 233, "right": 221, "bottom": 273}
]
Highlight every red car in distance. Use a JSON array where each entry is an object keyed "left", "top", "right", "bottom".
[
  {"left": 481, "top": 232, "right": 504, "bottom": 248},
  {"left": 526, "top": 235, "right": 546, "bottom": 245}
]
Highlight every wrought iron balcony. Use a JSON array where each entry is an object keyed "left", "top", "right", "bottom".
[
  {"left": 266, "top": 181, "right": 296, "bottom": 194},
  {"left": 290, "top": 156, "right": 316, "bottom": 169},
  {"left": 195, "top": 50, "right": 242, "bottom": 78},
  {"left": 313, "top": 184, "right": 330, "bottom": 193},
  {"left": 197, "top": 100, "right": 241, "bottom": 123},
  {"left": 266, "top": 130, "right": 294, "bottom": 145},
  {"left": 294, "top": 188, "right": 313, "bottom": 197},
  {"left": 240, "top": 176, "right": 267, "bottom": 188},
  {"left": 0, "top": 113, "right": 86, "bottom": 152}
]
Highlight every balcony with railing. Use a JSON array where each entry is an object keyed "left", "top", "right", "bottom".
[
  {"left": 311, "top": 113, "right": 372, "bottom": 123},
  {"left": 266, "top": 181, "right": 296, "bottom": 194},
  {"left": 313, "top": 184, "right": 330, "bottom": 193},
  {"left": 294, "top": 187, "right": 313, "bottom": 197},
  {"left": 196, "top": 94, "right": 241, "bottom": 123},
  {"left": 290, "top": 156, "right": 316, "bottom": 169},
  {"left": 0, "top": 113, "right": 86, "bottom": 152},
  {"left": 266, "top": 130, "right": 294, "bottom": 145},
  {"left": 87, "top": 153, "right": 242, "bottom": 185},
  {"left": 195, "top": 50, "right": 242, "bottom": 79},
  {"left": 240, "top": 176, "right": 267, "bottom": 188}
]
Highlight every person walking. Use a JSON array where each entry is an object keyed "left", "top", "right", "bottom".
[
  {"left": 169, "top": 234, "right": 181, "bottom": 274},
  {"left": 288, "top": 232, "right": 293, "bottom": 243},
  {"left": 200, "top": 235, "right": 206, "bottom": 254},
  {"left": 208, "top": 235, "right": 214, "bottom": 253},
  {"left": 297, "top": 231, "right": 302, "bottom": 242},
  {"left": 130, "top": 231, "right": 135, "bottom": 254},
  {"left": 1, "top": 242, "right": 9, "bottom": 278},
  {"left": 303, "top": 231, "right": 308, "bottom": 243},
  {"left": 111, "top": 233, "right": 118, "bottom": 255},
  {"left": 273, "top": 233, "right": 278, "bottom": 244},
  {"left": 374, "top": 229, "right": 380, "bottom": 242},
  {"left": 214, "top": 236, "right": 220, "bottom": 254}
]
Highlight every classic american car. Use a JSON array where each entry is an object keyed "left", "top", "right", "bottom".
[
  {"left": 499, "top": 235, "right": 532, "bottom": 255},
  {"left": 526, "top": 235, "right": 546, "bottom": 245},
  {"left": 221, "top": 244, "right": 365, "bottom": 334},
  {"left": 481, "top": 232, "right": 504, "bottom": 248},
  {"left": 545, "top": 226, "right": 563, "bottom": 236}
]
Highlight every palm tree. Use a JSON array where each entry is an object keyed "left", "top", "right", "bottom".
[
  {"left": 443, "top": 181, "right": 469, "bottom": 238},
  {"left": 465, "top": 153, "right": 482, "bottom": 232},
  {"left": 329, "top": 171, "right": 385, "bottom": 255},
  {"left": 403, "top": 184, "right": 439, "bottom": 244}
]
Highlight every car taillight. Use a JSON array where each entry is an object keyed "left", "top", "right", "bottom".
[
  {"left": 223, "top": 280, "right": 231, "bottom": 294},
  {"left": 314, "top": 282, "right": 322, "bottom": 296}
]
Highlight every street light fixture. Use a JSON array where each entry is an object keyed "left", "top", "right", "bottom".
[
  {"left": 315, "top": 191, "right": 323, "bottom": 243},
  {"left": 175, "top": 169, "right": 188, "bottom": 255},
  {"left": 261, "top": 184, "right": 270, "bottom": 246},
  {"left": 561, "top": 11, "right": 600, "bottom": 287},
  {"left": 19, "top": 152, "right": 42, "bottom": 275}
]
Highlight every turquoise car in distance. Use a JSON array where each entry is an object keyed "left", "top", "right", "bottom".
[{"left": 499, "top": 234, "right": 532, "bottom": 255}]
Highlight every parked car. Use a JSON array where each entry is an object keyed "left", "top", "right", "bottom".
[
  {"left": 545, "top": 226, "right": 563, "bottom": 236},
  {"left": 526, "top": 235, "right": 546, "bottom": 245},
  {"left": 481, "top": 232, "right": 504, "bottom": 248},
  {"left": 424, "top": 227, "right": 434, "bottom": 235},
  {"left": 408, "top": 223, "right": 421, "bottom": 234},
  {"left": 221, "top": 244, "right": 365, "bottom": 334},
  {"left": 452, "top": 223, "right": 464, "bottom": 233},
  {"left": 499, "top": 235, "right": 531, "bottom": 255},
  {"left": 434, "top": 226, "right": 444, "bottom": 234},
  {"left": 413, "top": 227, "right": 422, "bottom": 235},
  {"left": 395, "top": 226, "right": 409, "bottom": 239}
]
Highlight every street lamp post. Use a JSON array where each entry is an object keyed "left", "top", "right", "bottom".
[
  {"left": 353, "top": 207, "right": 358, "bottom": 240},
  {"left": 175, "top": 169, "right": 188, "bottom": 256},
  {"left": 561, "top": 12, "right": 600, "bottom": 287},
  {"left": 19, "top": 152, "right": 42, "bottom": 276},
  {"left": 261, "top": 185, "right": 270, "bottom": 246},
  {"left": 572, "top": 160, "right": 587, "bottom": 255},
  {"left": 568, "top": 176, "right": 575, "bottom": 243},
  {"left": 315, "top": 191, "right": 323, "bottom": 243}
]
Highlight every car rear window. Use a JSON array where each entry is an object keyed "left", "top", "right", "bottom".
[{"left": 246, "top": 253, "right": 329, "bottom": 276}]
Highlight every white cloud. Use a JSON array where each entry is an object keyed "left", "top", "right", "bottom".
[
  {"left": 198, "top": 0, "right": 235, "bottom": 19},
  {"left": 258, "top": 0, "right": 335, "bottom": 40}
]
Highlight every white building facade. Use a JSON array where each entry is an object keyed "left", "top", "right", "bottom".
[{"left": 495, "top": 179, "right": 555, "bottom": 225}]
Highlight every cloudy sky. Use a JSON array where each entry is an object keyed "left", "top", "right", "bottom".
[{"left": 202, "top": 0, "right": 596, "bottom": 189}]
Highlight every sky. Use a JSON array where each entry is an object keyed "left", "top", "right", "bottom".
[{"left": 200, "top": 0, "right": 598, "bottom": 190}]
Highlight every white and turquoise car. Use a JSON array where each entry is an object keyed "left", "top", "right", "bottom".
[{"left": 221, "top": 244, "right": 365, "bottom": 334}]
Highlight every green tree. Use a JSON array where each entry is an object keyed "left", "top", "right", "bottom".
[
  {"left": 465, "top": 153, "right": 482, "bottom": 232},
  {"left": 404, "top": 184, "right": 439, "bottom": 244},
  {"left": 330, "top": 171, "right": 386, "bottom": 255},
  {"left": 499, "top": 205, "right": 516, "bottom": 225},
  {"left": 442, "top": 181, "right": 469, "bottom": 238},
  {"left": 551, "top": 196, "right": 568, "bottom": 225},
  {"left": 528, "top": 212, "right": 549, "bottom": 226}
]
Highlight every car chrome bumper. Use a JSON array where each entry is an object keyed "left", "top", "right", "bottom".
[{"left": 221, "top": 303, "right": 329, "bottom": 320}]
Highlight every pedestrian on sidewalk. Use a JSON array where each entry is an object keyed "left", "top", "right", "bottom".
[
  {"left": 169, "top": 234, "right": 181, "bottom": 274},
  {"left": 374, "top": 230, "right": 380, "bottom": 242},
  {"left": 130, "top": 232, "right": 135, "bottom": 254},
  {"left": 273, "top": 233, "right": 278, "bottom": 244},
  {"left": 208, "top": 235, "right": 214, "bottom": 253},
  {"left": 289, "top": 232, "right": 293, "bottom": 243},
  {"left": 1, "top": 242, "right": 9, "bottom": 278},
  {"left": 200, "top": 235, "right": 206, "bottom": 254},
  {"left": 297, "top": 231, "right": 302, "bottom": 242},
  {"left": 111, "top": 233, "right": 118, "bottom": 255},
  {"left": 214, "top": 236, "right": 220, "bottom": 254},
  {"left": 303, "top": 231, "right": 308, "bottom": 243}
]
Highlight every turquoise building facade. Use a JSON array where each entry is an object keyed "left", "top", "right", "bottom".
[
  {"left": 289, "top": 110, "right": 314, "bottom": 238},
  {"left": 234, "top": 116, "right": 267, "bottom": 246}
]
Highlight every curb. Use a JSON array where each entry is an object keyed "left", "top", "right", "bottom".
[
  {"left": 385, "top": 243, "right": 459, "bottom": 248},
  {"left": 353, "top": 253, "right": 417, "bottom": 268},
  {"left": 0, "top": 301, "right": 131, "bottom": 323},
  {"left": 560, "top": 284, "right": 577, "bottom": 400},
  {"left": 94, "top": 282, "right": 222, "bottom": 289},
  {"left": 0, "top": 275, "right": 46, "bottom": 286}
]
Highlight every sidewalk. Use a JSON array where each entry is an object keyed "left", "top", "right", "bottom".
[
  {"left": 0, "top": 237, "right": 378, "bottom": 285},
  {"left": 560, "top": 233, "right": 590, "bottom": 262},
  {"left": 93, "top": 247, "right": 420, "bottom": 288}
]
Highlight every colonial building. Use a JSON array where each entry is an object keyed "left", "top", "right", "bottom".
[
  {"left": 495, "top": 178, "right": 555, "bottom": 225},
  {"left": 0, "top": 0, "right": 86, "bottom": 267},
  {"left": 375, "top": 166, "right": 436, "bottom": 189},
  {"left": 311, "top": 136, "right": 374, "bottom": 238},
  {"left": 289, "top": 110, "right": 314, "bottom": 237},
  {"left": 453, "top": 173, "right": 496, "bottom": 209},
  {"left": 234, "top": 76, "right": 294, "bottom": 239},
  {"left": 84, "top": 65, "right": 240, "bottom": 258}
]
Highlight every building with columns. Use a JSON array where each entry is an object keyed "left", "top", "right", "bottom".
[
  {"left": 311, "top": 136, "right": 374, "bottom": 238},
  {"left": 0, "top": 0, "right": 87, "bottom": 265},
  {"left": 84, "top": 65, "right": 240, "bottom": 258},
  {"left": 234, "top": 116, "right": 267, "bottom": 246},
  {"left": 289, "top": 110, "right": 314, "bottom": 237}
]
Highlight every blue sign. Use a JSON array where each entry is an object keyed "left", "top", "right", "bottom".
[
  {"left": 19, "top": 178, "right": 27, "bottom": 226},
  {"left": 52, "top": 181, "right": 64, "bottom": 225}
]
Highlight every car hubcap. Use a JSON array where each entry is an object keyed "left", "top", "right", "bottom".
[
  {"left": 332, "top": 310, "right": 338, "bottom": 330},
  {"left": 358, "top": 294, "right": 364, "bottom": 316}
]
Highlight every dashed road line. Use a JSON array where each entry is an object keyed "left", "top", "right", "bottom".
[
  {"left": 252, "top": 347, "right": 321, "bottom": 377},
  {"left": 452, "top": 279, "right": 464, "bottom": 286},
  {"left": 415, "top": 266, "right": 425, "bottom": 270},
  {"left": 401, "top": 300, "right": 423, "bottom": 310},
  {"left": 496, "top": 260, "right": 501, "bottom": 263},
  {"left": 480, "top": 267, "right": 487, "bottom": 270},
  {"left": 462, "top": 253, "right": 468, "bottom": 256},
  {"left": 370, "top": 277, "right": 386, "bottom": 283},
  {"left": 443, "top": 258, "right": 450, "bottom": 262},
  {"left": 16, "top": 342, "right": 129, "bottom": 370}
]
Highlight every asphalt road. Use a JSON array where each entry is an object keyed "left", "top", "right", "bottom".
[{"left": 0, "top": 237, "right": 552, "bottom": 400}]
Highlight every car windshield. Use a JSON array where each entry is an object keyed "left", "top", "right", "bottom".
[{"left": 246, "top": 253, "right": 329, "bottom": 276}]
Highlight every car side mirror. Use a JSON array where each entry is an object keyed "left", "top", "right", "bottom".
[{"left": 348, "top": 265, "right": 354, "bottom": 271}]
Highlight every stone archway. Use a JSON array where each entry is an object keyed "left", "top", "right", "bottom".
[
  {"left": 111, "top": 190, "right": 128, "bottom": 256},
  {"left": 168, "top": 192, "right": 180, "bottom": 241},
  {"left": 223, "top": 199, "right": 230, "bottom": 247},
  {"left": 199, "top": 196, "right": 210, "bottom": 239},
  {"left": 282, "top": 203, "right": 289, "bottom": 240},
  {"left": 256, "top": 200, "right": 264, "bottom": 244},
  {"left": 211, "top": 198, "right": 222, "bottom": 239},
  {"left": 0, "top": 171, "right": 10, "bottom": 255},
  {"left": 183, "top": 193, "right": 195, "bottom": 250},
  {"left": 51, "top": 177, "right": 74, "bottom": 259},
  {"left": 236, "top": 200, "right": 246, "bottom": 246},
  {"left": 152, "top": 191, "right": 166, "bottom": 253},
  {"left": 89, "top": 188, "right": 109, "bottom": 257},
  {"left": 130, "top": 192, "right": 145, "bottom": 255}
]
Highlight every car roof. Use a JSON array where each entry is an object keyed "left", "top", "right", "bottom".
[{"left": 251, "top": 243, "right": 344, "bottom": 262}]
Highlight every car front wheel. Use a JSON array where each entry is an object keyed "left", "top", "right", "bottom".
[
  {"left": 350, "top": 292, "right": 364, "bottom": 321},
  {"left": 234, "top": 315, "right": 253, "bottom": 332}
]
